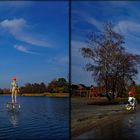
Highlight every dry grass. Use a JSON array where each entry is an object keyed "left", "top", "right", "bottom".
[
  {"left": 20, "top": 92, "right": 69, "bottom": 97},
  {"left": 44, "top": 92, "right": 69, "bottom": 97}
]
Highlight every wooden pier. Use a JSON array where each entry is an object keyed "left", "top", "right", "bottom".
[{"left": 6, "top": 102, "right": 21, "bottom": 110}]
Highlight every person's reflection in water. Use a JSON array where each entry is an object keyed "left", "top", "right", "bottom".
[
  {"left": 7, "top": 110, "right": 20, "bottom": 127},
  {"left": 128, "top": 115, "right": 136, "bottom": 129}
]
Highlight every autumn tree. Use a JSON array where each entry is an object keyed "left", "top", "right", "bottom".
[
  {"left": 80, "top": 23, "right": 140, "bottom": 100},
  {"left": 47, "top": 78, "right": 69, "bottom": 93}
]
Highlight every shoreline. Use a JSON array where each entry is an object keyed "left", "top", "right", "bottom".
[
  {"left": 71, "top": 97, "right": 140, "bottom": 138},
  {"left": 0, "top": 93, "right": 69, "bottom": 97}
]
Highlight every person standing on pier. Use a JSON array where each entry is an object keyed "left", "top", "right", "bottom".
[{"left": 10, "top": 77, "right": 19, "bottom": 103}]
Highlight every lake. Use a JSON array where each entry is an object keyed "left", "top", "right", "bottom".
[
  {"left": 0, "top": 96, "right": 69, "bottom": 140},
  {"left": 75, "top": 112, "right": 140, "bottom": 140}
]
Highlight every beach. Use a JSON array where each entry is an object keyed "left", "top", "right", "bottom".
[{"left": 71, "top": 97, "right": 140, "bottom": 138}]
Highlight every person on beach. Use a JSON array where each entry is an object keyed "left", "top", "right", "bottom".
[
  {"left": 128, "top": 91, "right": 137, "bottom": 111},
  {"left": 10, "top": 77, "right": 19, "bottom": 103}
]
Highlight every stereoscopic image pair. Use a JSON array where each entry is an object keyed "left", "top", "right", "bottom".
[{"left": 0, "top": 1, "right": 140, "bottom": 140}]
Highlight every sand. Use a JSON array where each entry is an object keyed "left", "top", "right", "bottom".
[{"left": 71, "top": 97, "right": 140, "bottom": 138}]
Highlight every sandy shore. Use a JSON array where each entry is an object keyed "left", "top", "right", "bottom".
[{"left": 71, "top": 97, "right": 140, "bottom": 138}]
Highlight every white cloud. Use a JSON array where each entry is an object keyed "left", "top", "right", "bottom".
[
  {"left": 72, "top": 40, "right": 88, "bottom": 66},
  {"left": 73, "top": 10, "right": 102, "bottom": 31},
  {"left": 83, "top": 15, "right": 101, "bottom": 31},
  {"left": 107, "top": 1, "right": 130, "bottom": 6},
  {"left": 59, "top": 56, "right": 69, "bottom": 64},
  {"left": 0, "top": 1, "right": 32, "bottom": 7},
  {"left": 8, "top": 1, "right": 31, "bottom": 7},
  {"left": 0, "top": 18, "right": 50, "bottom": 48},
  {"left": 14, "top": 45, "right": 39, "bottom": 55},
  {"left": 48, "top": 55, "right": 68, "bottom": 65},
  {"left": 71, "top": 40, "right": 94, "bottom": 85},
  {"left": 114, "top": 20, "right": 140, "bottom": 34},
  {"left": 114, "top": 20, "right": 140, "bottom": 51},
  {"left": 0, "top": 18, "right": 26, "bottom": 30}
]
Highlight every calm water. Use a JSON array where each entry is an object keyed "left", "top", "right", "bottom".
[
  {"left": 75, "top": 112, "right": 140, "bottom": 140},
  {"left": 0, "top": 96, "right": 69, "bottom": 140}
]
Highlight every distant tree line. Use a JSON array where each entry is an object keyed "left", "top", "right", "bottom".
[
  {"left": 19, "top": 82, "right": 46, "bottom": 94},
  {"left": 0, "top": 78, "right": 69, "bottom": 94}
]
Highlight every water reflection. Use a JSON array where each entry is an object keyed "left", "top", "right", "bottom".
[
  {"left": 128, "top": 115, "right": 135, "bottom": 128},
  {"left": 0, "top": 96, "right": 68, "bottom": 139},
  {"left": 75, "top": 113, "right": 139, "bottom": 140},
  {"left": 7, "top": 110, "right": 20, "bottom": 127}
]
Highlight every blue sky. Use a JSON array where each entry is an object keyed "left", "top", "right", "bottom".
[
  {"left": 0, "top": 1, "right": 68, "bottom": 88},
  {"left": 72, "top": 1, "right": 140, "bottom": 86}
]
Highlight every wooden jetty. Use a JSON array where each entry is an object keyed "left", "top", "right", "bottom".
[{"left": 6, "top": 102, "right": 21, "bottom": 110}]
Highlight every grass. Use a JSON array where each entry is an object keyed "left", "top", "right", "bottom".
[
  {"left": 21, "top": 92, "right": 69, "bottom": 97},
  {"left": 21, "top": 93, "right": 45, "bottom": 96},
  {"left": 44, "top": 92, "right": 69, "bottom": 97}
]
